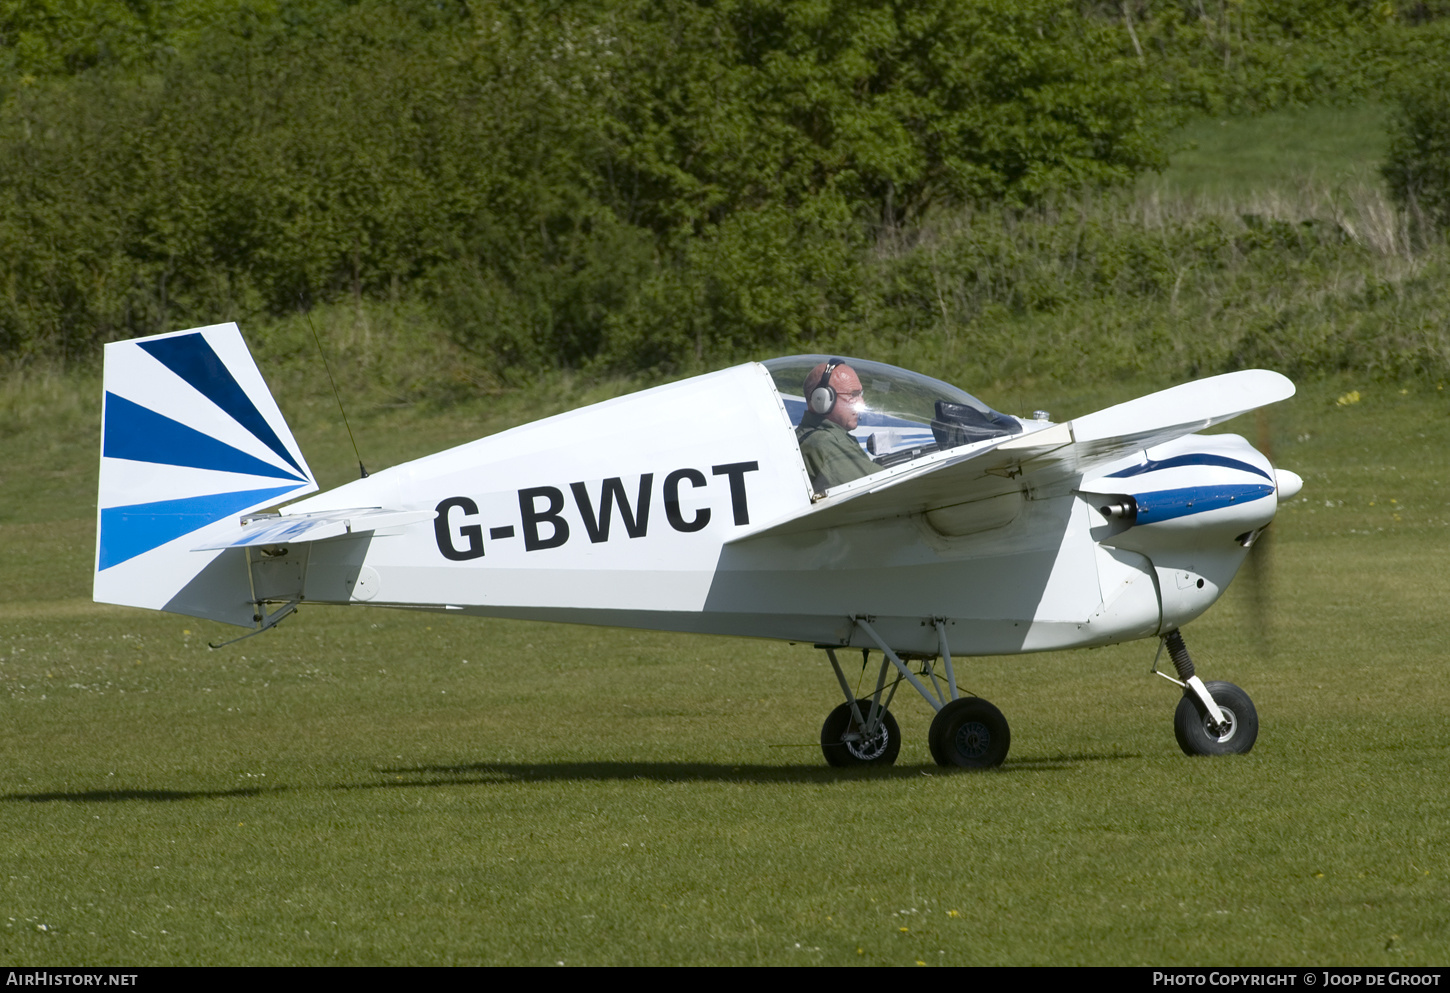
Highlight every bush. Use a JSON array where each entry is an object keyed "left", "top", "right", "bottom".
[
  {"left": 1383, "top": 70, "right": 1450, "bottom": 237},
  {"left": 1101, "top": 0, "right": 1437, "bottom": 117},
  {"left": 9, "top": 0, "right": 1446, "bottom": 380},
  {"left": 0, "top": 0, "right": 1172, "bottom": 372}
]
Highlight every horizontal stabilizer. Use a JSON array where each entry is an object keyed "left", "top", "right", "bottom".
[
  {"left": 194, "top": 508, "right": 436, "bottom": 550},
  {"left": 733, "top": 370, "right": 1295, "bottom": 541}
]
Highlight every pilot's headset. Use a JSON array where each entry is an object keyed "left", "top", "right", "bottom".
[{"left": 808, "top": 359, "right": 847, "bottom": 415}]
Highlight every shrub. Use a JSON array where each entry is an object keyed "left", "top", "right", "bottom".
[
  {"left": 1383, "top": 70, "right": 1450, "bottom": 237},
  {"left": 0, "top": 0, "right": 1172, "bottom": 372}
]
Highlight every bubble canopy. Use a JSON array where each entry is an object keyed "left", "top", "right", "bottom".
[{"left": 762, "top": 355, "right": 1021, "bottom": 465}]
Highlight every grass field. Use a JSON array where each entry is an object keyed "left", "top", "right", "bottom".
[
  {"left": 1143, "top": 103, "right": 1392, "bottom": 199},
  {"left": 3, "top": 367, "right": 1449, "bottom": 966}
]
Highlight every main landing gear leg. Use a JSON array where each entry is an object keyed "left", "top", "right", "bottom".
[
  {"left": 924, "top": 618, "right": 1009, "bottom": 769},
  {"left": 819, "top": 647, "right": 901, "bottom": 767},
  {"left": 1154, "top": 630, "right": 1259, "bottom": 756},
  {"left": 816, "top": 618, "right": 1011, "bottom": 770}
]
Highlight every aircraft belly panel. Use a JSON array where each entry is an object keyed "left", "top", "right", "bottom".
[
  {"left": 1022, "top": 496, "right": 1101, "bottom": 623},
  {"left": 1089, "top": 545, "right": 1162, "bottom": 641}
]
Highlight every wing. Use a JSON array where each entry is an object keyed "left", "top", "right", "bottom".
[{"left": 730, "top": 370, "right": 1295, "bottom": 541}]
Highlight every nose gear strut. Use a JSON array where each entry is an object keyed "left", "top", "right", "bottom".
[
  {"left": 1155, "top": 630, "right": 1231, "bottom": 736},
  {"left": 1152, "top": 629, "right": 1259, "bottom": 755}
]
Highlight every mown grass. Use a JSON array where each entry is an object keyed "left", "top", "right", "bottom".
[
  {"left": 1144, "top": 104, "right": 1392, "bottom": 199},
  {"left": 3, "top": 371, "right": 1449, "bottom": 966}
]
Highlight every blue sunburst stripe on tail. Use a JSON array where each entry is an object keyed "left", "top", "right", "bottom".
[
  {"left": 97, "top": 484, "right": 306, "bottom": 570},
  {"left": 138, "top": 333, "right": 308, "bottom": 478},
  {"left": 104, "top": 393, "right": 305, "bottom": 482}
]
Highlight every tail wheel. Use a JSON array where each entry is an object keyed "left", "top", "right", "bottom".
[
  {"left": 929, "top": 697, "right": 1010, "bottom": 769},
  {"left": 820, "top": 700, "right": 901, "bottom": 767}
]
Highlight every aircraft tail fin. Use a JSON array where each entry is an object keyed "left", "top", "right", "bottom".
[{"left": 93, "top": 324, "right": 319, "bottom": 625}]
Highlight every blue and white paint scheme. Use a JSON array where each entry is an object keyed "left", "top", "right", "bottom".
[
  {"left": 1081, "top": 432, "right": 1301, "bottom": 633},
  {"left": 94, "top": 324, "right": 318, "bottom": 623},
  {"left": 93, "top": 325, "right": 1302, "bottom": 766}
]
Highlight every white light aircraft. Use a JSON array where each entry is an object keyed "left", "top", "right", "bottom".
[{"left": 94, "top": 324, "right": 1302, "bottom": 768}]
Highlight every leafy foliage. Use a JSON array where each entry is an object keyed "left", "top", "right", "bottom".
[
  {"left": 598, "top": 0, "right": 1164, "bottom": 226},
  {"left": 848, "top": 188, "right": 1450, "bottom": 388},
  {"left": 1383, "top": 63, "right": 1450, "bottom": 237},
  {"left": 0, "top": 0, "right": 1446, "bottom": 376},
  {"left": 1094, "top": 0, "right": 1446, "bottom": 117},
  {"left": 0, "top": 0, "right": 1167, "bottom": 369}
]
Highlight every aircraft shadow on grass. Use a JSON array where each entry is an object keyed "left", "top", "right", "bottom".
[
  {"left": 364, "top": 751, "right": 1143, "bottom": 786},
  {"left": 2, "top": 751, "right": 1139, "bottom": 804}
]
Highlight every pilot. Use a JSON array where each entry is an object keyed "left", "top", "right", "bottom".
[{"left": 796, "top": 360, "right": 884, "bottom": 493}]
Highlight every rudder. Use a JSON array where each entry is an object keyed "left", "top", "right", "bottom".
[{"left": 93, "top": 324, "right": 318, "bottom": 625}]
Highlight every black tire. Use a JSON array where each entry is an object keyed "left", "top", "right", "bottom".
[
  {"left": 928, "top": 697, "right": 1010, "bottom": 769},
  {"left": 820, "top": 700, "right": 901, "bottom": 767},
  {"left": 1174, "top": 681, "right": 1258, "bottom": 756}
]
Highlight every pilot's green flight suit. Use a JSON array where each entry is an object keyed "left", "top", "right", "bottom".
[{"left": 795, "top": 413, "right": 882, "bottom": 493}]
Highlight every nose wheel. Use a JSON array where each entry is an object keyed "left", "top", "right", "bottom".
[
  {"left": 1174, "top": 680, "right": 1259, "bottom": 755},
  {"left": 1156, "top": 631, "right": 1260, "bottom": 756}
]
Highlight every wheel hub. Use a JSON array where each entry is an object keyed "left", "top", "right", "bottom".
[
  {"left": 846, "top": 719, "right": 891, "bottom": 761},
  {"left": 846, "top": 719, "right": 887, "bottom": 759},
  {"left": 1203, "top": 707, "right": 1237, "bottom": 743},
  {"left": 954, "top": 721, "right": 992, "bottom": 759}
]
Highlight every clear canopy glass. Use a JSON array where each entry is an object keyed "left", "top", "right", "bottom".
[{"left": 762, "top": 355, "right": 1022, "bottom": 467}]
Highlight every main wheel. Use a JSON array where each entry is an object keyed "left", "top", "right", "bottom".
[
  {"left": 1174, "top": 681, "right": 1258, "bottom": 756},
  {"left": 928, "top": 698, "right": 1010, "bottom": 769},
  {"left": 820, "top": 700, "right": 901, "bottom": 767}
]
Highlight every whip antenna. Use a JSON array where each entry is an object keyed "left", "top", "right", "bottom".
[{"left": 301, "top": 296, "right": 368, "bottom": 479}]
